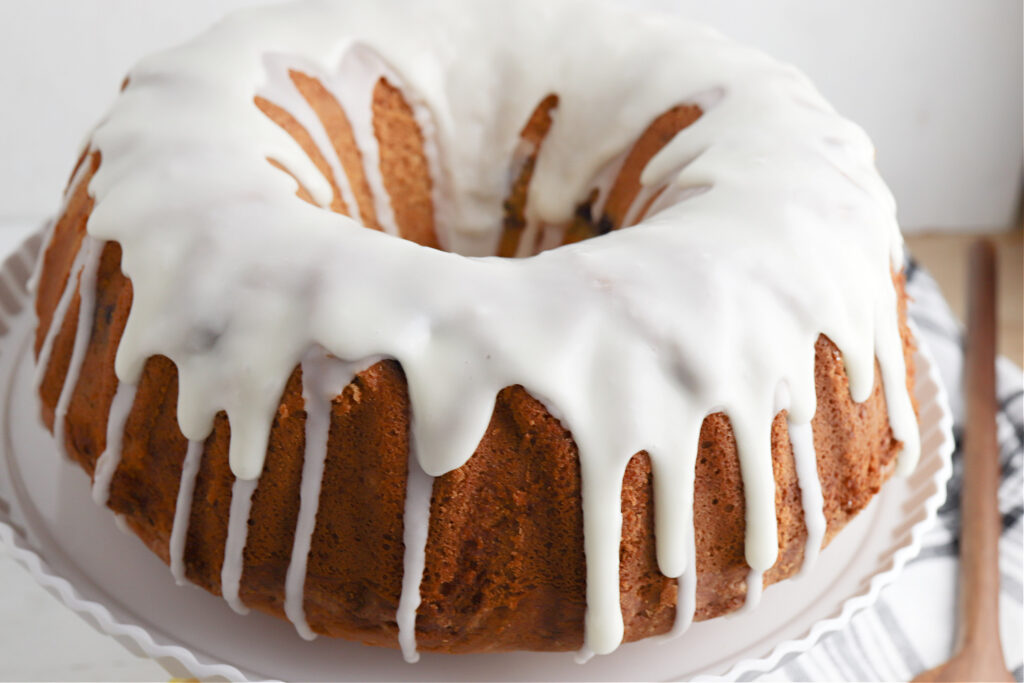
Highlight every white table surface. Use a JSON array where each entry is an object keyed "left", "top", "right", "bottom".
[{"left": 0, "top": 219, "right": 170, "bottom": 682}]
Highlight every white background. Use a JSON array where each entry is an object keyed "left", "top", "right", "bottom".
[{"left": 0, "top": 0, "right": 1021, "bottom": 232}]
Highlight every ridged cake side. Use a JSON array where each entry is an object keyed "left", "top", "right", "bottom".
[{"left": 33, "top": 138, "right": 915, "bottom": 652}]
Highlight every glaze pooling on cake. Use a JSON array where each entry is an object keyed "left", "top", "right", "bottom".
[{"left": 34, "top": 0, "right": 919, "bottom": 659}]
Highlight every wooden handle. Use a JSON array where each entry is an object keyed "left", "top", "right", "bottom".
[
  {"left": 910, "top": 239, "right": 1011, "bottom": 682},
  {"left": 958, "top": 239, "right": 1003, "bottom": 656}
]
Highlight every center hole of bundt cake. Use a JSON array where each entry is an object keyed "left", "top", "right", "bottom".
[
  {"left": 496, "top": 95, "right": 703, "bottom": 258},
  {"left": 256, "top": 70, "right": 702, "bottom": 258}
]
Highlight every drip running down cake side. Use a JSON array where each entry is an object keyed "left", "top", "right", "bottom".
[{"left": 31, "top": 0, "right": 919, "bottom": 661}]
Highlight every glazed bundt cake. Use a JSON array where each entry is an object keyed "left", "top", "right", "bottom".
[{"left": 31, "top": 0, "right": 920, "bottom": 660}]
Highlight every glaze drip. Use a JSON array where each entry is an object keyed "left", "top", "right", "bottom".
[
  {"left": 34, "top": 243, "right": 87, "bottom": 397},
  {"left": 222, "top": 478, "right": 258, "bottom": 615},
  {"left": 91, "top": 382, "right": 137, "bottom": 505},
  {"left": 170, "top": 440, "right": 204, "bottom": 585},
  {"left": 51, "top": 237, "right": 101, "bottom": 461},
  {"left": 397, "top": 454, "right": 434, "bottom": 663},
  {"left": 284, "top": 350, "right": 378, "bottom": 639},
  {"left": 789, "top": 421, "right": 826, "bottom": 573}
]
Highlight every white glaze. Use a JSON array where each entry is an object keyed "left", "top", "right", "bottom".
[
  {"left": 91, "top": 382, "right": 137, "bottom": 505},
  {"left": 41, "top": 0, "right": 918, "bottom": 659},
  {"left": 33, "top": 243, "right": 88, "bottom": 396},
  {"left": 51, "top": 237, "right": 101, "bottom": 461},
  {"left": 397, "top": 454, "right": 434, "bottom": 663},
  {"left": 775, "top": 380, "right": 827, "bottom": 575},
  {"left": 25, "top": 218, "right": 56, "bottom": 297},
  {"left": 222, "top": 477, "right": 258, "bottom": 615},
  {"left": 789, "top": 421, "right": 826, "bottom": 574},
  {"left": 740, "top": 569, "right": 765, "bottom": 613},
  {"left": 260, "top": 55, "right": 364, "bottom": 223},
  {"left": 284, "top": 350, "right": 377, "bottom": 640},
  {"left": 657, "top": 521, "right": 698, "bottom": 643},
  {"left": 170, "top": 440, "right": 204, "bottom": 586},
  {"left": 113, "top": 513, "right": 131, "bottom": 535}
]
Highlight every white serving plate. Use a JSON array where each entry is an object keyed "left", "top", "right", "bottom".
[{"left": 0, "top": 232, "right": 954, "bottom": 682}]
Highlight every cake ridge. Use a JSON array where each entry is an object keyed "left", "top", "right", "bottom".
[
  {"left": 169, "top": 440, "right": 203, "bottom": 586},
  {"left": 91, "top": 381, "right": 137, "bottom": 505}
]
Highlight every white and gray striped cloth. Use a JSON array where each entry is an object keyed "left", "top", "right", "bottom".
[{"left": 762, "top": 259, "right": 1024, "bottom": 682}]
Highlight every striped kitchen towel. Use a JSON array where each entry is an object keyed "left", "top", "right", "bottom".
[{"left": 766, "top": 259, "right": 1024, "bottom": 682}]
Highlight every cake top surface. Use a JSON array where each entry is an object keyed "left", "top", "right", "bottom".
[{"left": 74, "top": 0, "right": 918, "bottom": 658}]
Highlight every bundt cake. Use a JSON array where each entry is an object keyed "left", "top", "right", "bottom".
[{"left": 30, "top": 0, "right": 920, "bottom": 661}]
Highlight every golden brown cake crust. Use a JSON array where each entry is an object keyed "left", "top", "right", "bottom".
[{"left": 34, "top": 86, "right": 916, "bottom": 653}]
